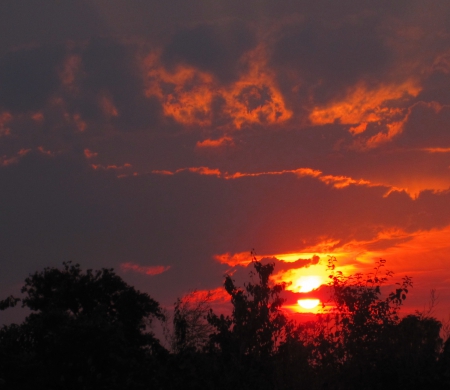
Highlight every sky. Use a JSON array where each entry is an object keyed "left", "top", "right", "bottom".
[{"left": 2, "top": 0, "right": 450, "bottom": 323}]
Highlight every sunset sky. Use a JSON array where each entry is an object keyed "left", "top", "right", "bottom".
[{"left": 2, "top": 0, "right": 450, "bottom": 323}]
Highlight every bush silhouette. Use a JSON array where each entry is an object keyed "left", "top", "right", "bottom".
[{"left": 0, "top": 262, "right": 166, "bottom": 389}]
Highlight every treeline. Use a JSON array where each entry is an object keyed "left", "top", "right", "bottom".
[{"left": 1, "top": 259, "right": 450, "bottom": 389}]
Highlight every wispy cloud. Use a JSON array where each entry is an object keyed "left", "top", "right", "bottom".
[
  {"left": 196, "top": 136, "right": 233, "bottom": 149},
  {"left": 120, "top": 262, "right": 171, "bottom": 276},
  {"left": 152, "top": 165, "right": 402, "bottom": 193}
]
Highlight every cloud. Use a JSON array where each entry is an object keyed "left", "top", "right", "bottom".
[
  {"left": 151, "top": 165, "right": 401, "bottom": 195},
  {"left": 0, "top": 112, "right": 12, "bottom": 137},
  {"left": 422, "top": 147, "right": 450, "bottom": 153},
  {"left": 309, "top": 81, "right": 420, "bottom": 149},
  {"left": 120, "top": 262, "right": 171, "bottom": 276},
  {"left": 214, "top": 252, "right": 254, "bottom": 267},
  {"left": 0, "top": 46, "right": 65, "bottom": 113},
  {"left": 0, "top": 148, "right": 31, "bottom": 167},
  {"left": 397, "top": 101, "right": 450, "bottom": 149},
  {"left": 144, "top": 45, "right": 292, "bottom": 129},
  {"left": 196, "top": 136, "right": 233, "bottom": 149},
  {"left": 84, "top": 149, "right": 98, "bottom": 159},
  {"left": 181, "top": 288, "right": 230, "bottom": 304},
  {"left": 269, "top": 14, "right": 393, "bottom": 107},
  {"left": 162, "top": 21, "right": 256, "bottom": 83}
]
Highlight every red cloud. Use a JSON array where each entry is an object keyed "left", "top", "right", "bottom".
[
  {"left": 37, "top": 146, "right": 55, "bottom": 156},
  {"left": 184, "top": 287, "right": 230, "bottom": 303},
  {"left": 120, "top": 262, "right": 171, "bottom": 276},
  {"left": 423, "top": 147, "right": 450, "bottom": 153},
  {"left": 143, "top": 46, "right": 292, "bottom": 129},
  {"left": 1, "top": 148, "right": 31, "bottom": 167},
  {"left": 214, "top": 252, "right": 253, "bottom": 267},
  {"left": 309, "top": 81, "right": 421, "bottom": 149},
  {"left": 196, "top": 136, "right": 233, "bottom": 149},
  {"left": 151, "top": 166, "right": 403, "bottom": 195},
  {"left": 84, "top": 149, "right": 98, "bottom": 159}
]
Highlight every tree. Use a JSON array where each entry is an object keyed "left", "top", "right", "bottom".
[
  {"left": 208, "top": 259, "right": 288, "bottom": 359},
  {"left": 207, "top": 255, "right": 292, "bottom": 389},
  {"left": 170, "top": 290, "right": 215, "bottom": 353},
  {"left": 304, "top": 257, "right": 443, "bottom": 389},
  {"left": 0, "top": 262, "right": 166, "bottom": 389}
]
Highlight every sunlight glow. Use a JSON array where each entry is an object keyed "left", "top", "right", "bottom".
[
  {"left": 296, "top": 275, "right": 322, "bottom": 293},
  {"left": 298, "top": 299, "right": 320, "bottom": 310}
]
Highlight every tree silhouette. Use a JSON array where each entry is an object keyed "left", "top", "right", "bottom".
[
  {"left": 300, "top": 257, "right": 443, "bottom": 389},
  {"left": 0, "top": 262, "right": 166, "bottom": 389},
  {"left": 1, "top": 257, "right": 448, "bottom": 389},
  {"left": 207, "top": 255, "right": 292, "bottom": 389},
  {"left": 208, "top": 259, "right": 288, "bottom": 359},
  {"left": 170, "top": 290, "right": 215, "bottom": 353}
]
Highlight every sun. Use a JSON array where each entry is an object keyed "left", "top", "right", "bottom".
[
  {"left": 298, "top": 299, "right": 320, "bottom": 310},
  {"left": 296, "top": 275, "right": 322, "bottom": 293}
]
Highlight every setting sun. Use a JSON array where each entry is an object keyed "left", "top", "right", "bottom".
[
  {"left": 298, "top": 299, "right": 321, "bottom": 310},
  {"left": 296, "top": 275, "right": 322, "bottom": 292}
]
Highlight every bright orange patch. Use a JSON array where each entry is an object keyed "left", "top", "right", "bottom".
[
  {"left": 298, "top": 299, "right": 320, "bottom": 310},
  {"left": 143, "top": 46, "right": 292, "bottom": 128}
]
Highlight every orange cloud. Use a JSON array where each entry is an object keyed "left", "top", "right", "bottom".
[
  {"left": 357, "top": 120, "right": 407, "bottom": 150},
  {"left": 31, "top": 112, "right": 44, "bottom": 122},
  {"left": 422, "top": 147, "right": 450, "bottom": 153},
  {"left": 143, "top": 46, "right": 292, "bottom": 129},
  {"left": 220, "top": 46, "right": 292, "bottom": 128},
  {"left": 214, "top": 252, "right": 253, "bottom": 267},
  {"left": 84, "top": 149, "right": 98, "bottom": 159},
  {"left": 184, "top": 288, "right": 231, "bottom": 304},
  {"left": 152, "top": 166, "right": 322, "bottom": 180},
  {"left": 152, "top": 165, "right": 403, "bottom": 194},
  {"left": 151, "top": 169, "right": 174, "bottom": 176},
  {"left": 319, "top": 174, "right": 372, "bottom": 189},
  {"left": 120, "top": 262, "right": 171, "bottom": 276},
  {"left": 37, "top": 146, "right": 55, "bottom": 156},
  {"left": 0, "top": 148, "right": 31, "bottom": 167},
  {"left": 309, "top": 81, "right": 421, "bottom": 148},
  {"left": 196, "top": 136, "right": 233, "bottom": 149},
  {"left": 269, "top": 225, "right": 450, "bottom": 317},
  {"left": 213, "top": 225, "right": 450, "bottom": 316},
  {"left": 186, "top": 167, "right": 221, "bottom": 177}
]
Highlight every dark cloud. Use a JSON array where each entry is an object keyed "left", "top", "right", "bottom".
[
  {"left": 419, "top": 71, "right": 450, "bottom": 106},
  {"left": 271, "top": 17, "right": 391, "bottom": 104},
  {"left": 0, "top": 46, "right": 65, "bottom": 112},
  {"left": 0, "top": 1, "right": 104, "bottom": 51},
  {"left": 399, "top": 103, "right": 450, "bottom": 148},
  {"left": 73, "top": 39, "right": 162, "bottom": 131},
  {"left": 162, "top": 21, "right": 256, "bottom": 83}
]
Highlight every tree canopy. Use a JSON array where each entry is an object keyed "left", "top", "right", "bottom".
[
  {"left": 0, "top": 262, "right": 165, "bottom": 389},
  {"left": 1, "top": 258, "right": 449, "bottom": 389}
]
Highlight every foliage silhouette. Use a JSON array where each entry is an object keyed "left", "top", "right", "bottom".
[
  {"left": 208, "top": 258, "right": 288, "bottom": 357},
  {"left": 206, "top": 253, "right": 294, "bottom": 389},
  {"left": 0, "top": 262, "right": 166, "bottom": 389},
  {"left": 166, "top": 290, "right": 215, "bottom": 353},
  {"left": 0, "top": 256, "right": 449, "bottom": 389},
  {"left": 297, "top": 257, "right": 443, "bottom": 389}
]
